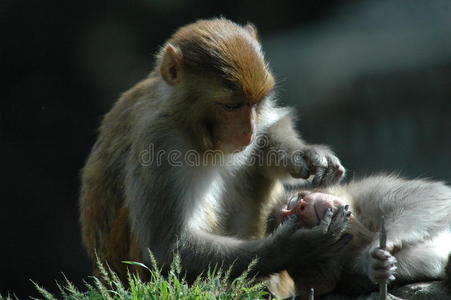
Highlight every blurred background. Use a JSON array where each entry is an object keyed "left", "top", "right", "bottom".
[{"left": 1, "top": 0, "right": 450, "bottom": 297}]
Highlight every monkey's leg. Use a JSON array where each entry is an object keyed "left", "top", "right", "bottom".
[{"left": 392, "top": 231, "right": 451, "bottom": 283}]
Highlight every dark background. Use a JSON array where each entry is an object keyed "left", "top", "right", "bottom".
[{"left": 1, "top": 0, "right": 450, "bottom": 297}]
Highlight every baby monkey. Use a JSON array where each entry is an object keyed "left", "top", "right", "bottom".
[{"left": 269, "top": 175, "right": 451, "bottom": 298}]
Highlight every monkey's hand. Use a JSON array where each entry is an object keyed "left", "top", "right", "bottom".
[
  {"left": 289, "top": 145, "right": 345, "bottom": 187},
  {"left": 367, "top": 247, "right": 397, "bottom": 284},
  {"left": 265, "top": 206, "right": 352, "bottom": 271}
]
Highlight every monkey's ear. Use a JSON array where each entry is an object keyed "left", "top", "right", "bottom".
[
  {"left": 244, "top": 22, "right": 259, "bottom": 41},
  {"left": 160, "top": 43, "right": 183, "bottom": 86}
]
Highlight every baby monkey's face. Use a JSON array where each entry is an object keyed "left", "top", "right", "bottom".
[{"left": 282, "top": 191, "right": 346, "bottom": 228}]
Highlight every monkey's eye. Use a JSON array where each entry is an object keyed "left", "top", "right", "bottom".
[{"left": 220, "top": 103, "right": 243, "bottom": 111}]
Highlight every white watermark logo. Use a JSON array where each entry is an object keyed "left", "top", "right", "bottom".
[{"left": 138, "top": 135, "right": 304, "bottom": 168}]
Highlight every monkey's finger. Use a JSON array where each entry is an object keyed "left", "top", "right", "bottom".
[
  {"left": 329, "top": 206, "right": 344, "bottom": 228},
  {"left": 320, "top": 156, "right": 345, "bottom": 186},
  {"left": 311, "top": 167, "right": 327, "bottom": 187},
  {"left": 371, "top": 266, "right": 397, "bottom": 281},
  {"left": 328, "top": 206, "right": 348, "bottom": 235},
  {"left": 289, "top": 153, "right": 310, "bottom": 179},
  {"left": 371, "top": 249, "right": 393, "bottom": 261},
  {"left": 320, "top": 163, "right": 337, "bottom": 187},
  {"left": 372, "top": 258, "right": 397, "bottom": 270},
  {"left": 317, "top": 207, "right": 334, "bottom": 233},
  {"left": 302, "top": 146, "right": 333, "bottom": 186},
  {"left": 305, "top": 147, "right": 329, "bottom": 169},
  {"left": 328, "top": 154, "right": 345, "bottom": 176},
  {"left": 388, "top": 256, "right": 397, "bottom": 265}
]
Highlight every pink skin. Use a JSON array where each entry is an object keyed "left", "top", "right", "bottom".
[
  {"left": 213, "top": 103, "right": 256, "bottom": 153},
  {"left": 282, "top": 192, "right": 346, "bottom": 228}
]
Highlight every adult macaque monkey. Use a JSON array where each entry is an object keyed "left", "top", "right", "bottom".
[
  {"left": 268, "top": 175, "right": 451, "bottom": 299},
  {"left": 79, "top": 18, "right": 350, "bottom": 282}
]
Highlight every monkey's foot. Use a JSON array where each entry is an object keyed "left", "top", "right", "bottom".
[{"left": 367, "top": 248, "right": 397, "bottom": 284}]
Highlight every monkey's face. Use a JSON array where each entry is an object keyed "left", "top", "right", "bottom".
[
  {"left": 282, "top": 191, "right": 346, "bottom": 228},
  {"left": 157, "top": 19, "right": 274, "bottom": 154},
  {"left": 210, "top": 98, "right": 258, "bottom": 153},
  {"left": 157, "top": 22, "right": 275, "bottom": 154}
]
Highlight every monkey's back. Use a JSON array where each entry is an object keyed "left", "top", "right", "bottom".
[{"left": 79, "top": 75, "right": 161, "bottom": 279}]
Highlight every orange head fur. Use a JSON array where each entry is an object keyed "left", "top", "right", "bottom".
[
  {"left": 162, "top": 18, "right": 275, "bottom": 103},
  {"left": 156, "top": 18, "right": 276, "bottom": 153}
]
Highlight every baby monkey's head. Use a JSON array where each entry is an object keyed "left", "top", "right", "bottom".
[{"left": 282, "top": 191, "right": 347, "bottom": 228}]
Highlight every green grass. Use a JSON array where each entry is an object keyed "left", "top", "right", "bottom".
[{"left": 1, "top": 253, "right": 273, "bottom": 300}]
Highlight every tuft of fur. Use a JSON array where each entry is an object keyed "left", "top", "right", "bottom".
[{"left": 164, "top": 18, "right": 274, "bottom": 102}]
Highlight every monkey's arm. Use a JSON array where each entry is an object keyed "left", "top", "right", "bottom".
[
  {"left": 183, "top": 224, "right": 350, "bottom": 283},
  {"left": 261, "top": 113, "right": 345, "bottom": 187},
  {"left": 125, "top": 162, "right": 351, "bottom": 281}
]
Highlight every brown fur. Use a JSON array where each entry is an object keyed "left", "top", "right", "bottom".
[
  {"left": 80, "top": 77, "right": 158, "bottom": 279},
  {"left": 166, "top": 18, "right": 274, "bottom": 102}
]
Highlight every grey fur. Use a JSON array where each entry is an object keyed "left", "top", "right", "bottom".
[{"left": 270, "top": 175, "right": 451, "bottom": 298}]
